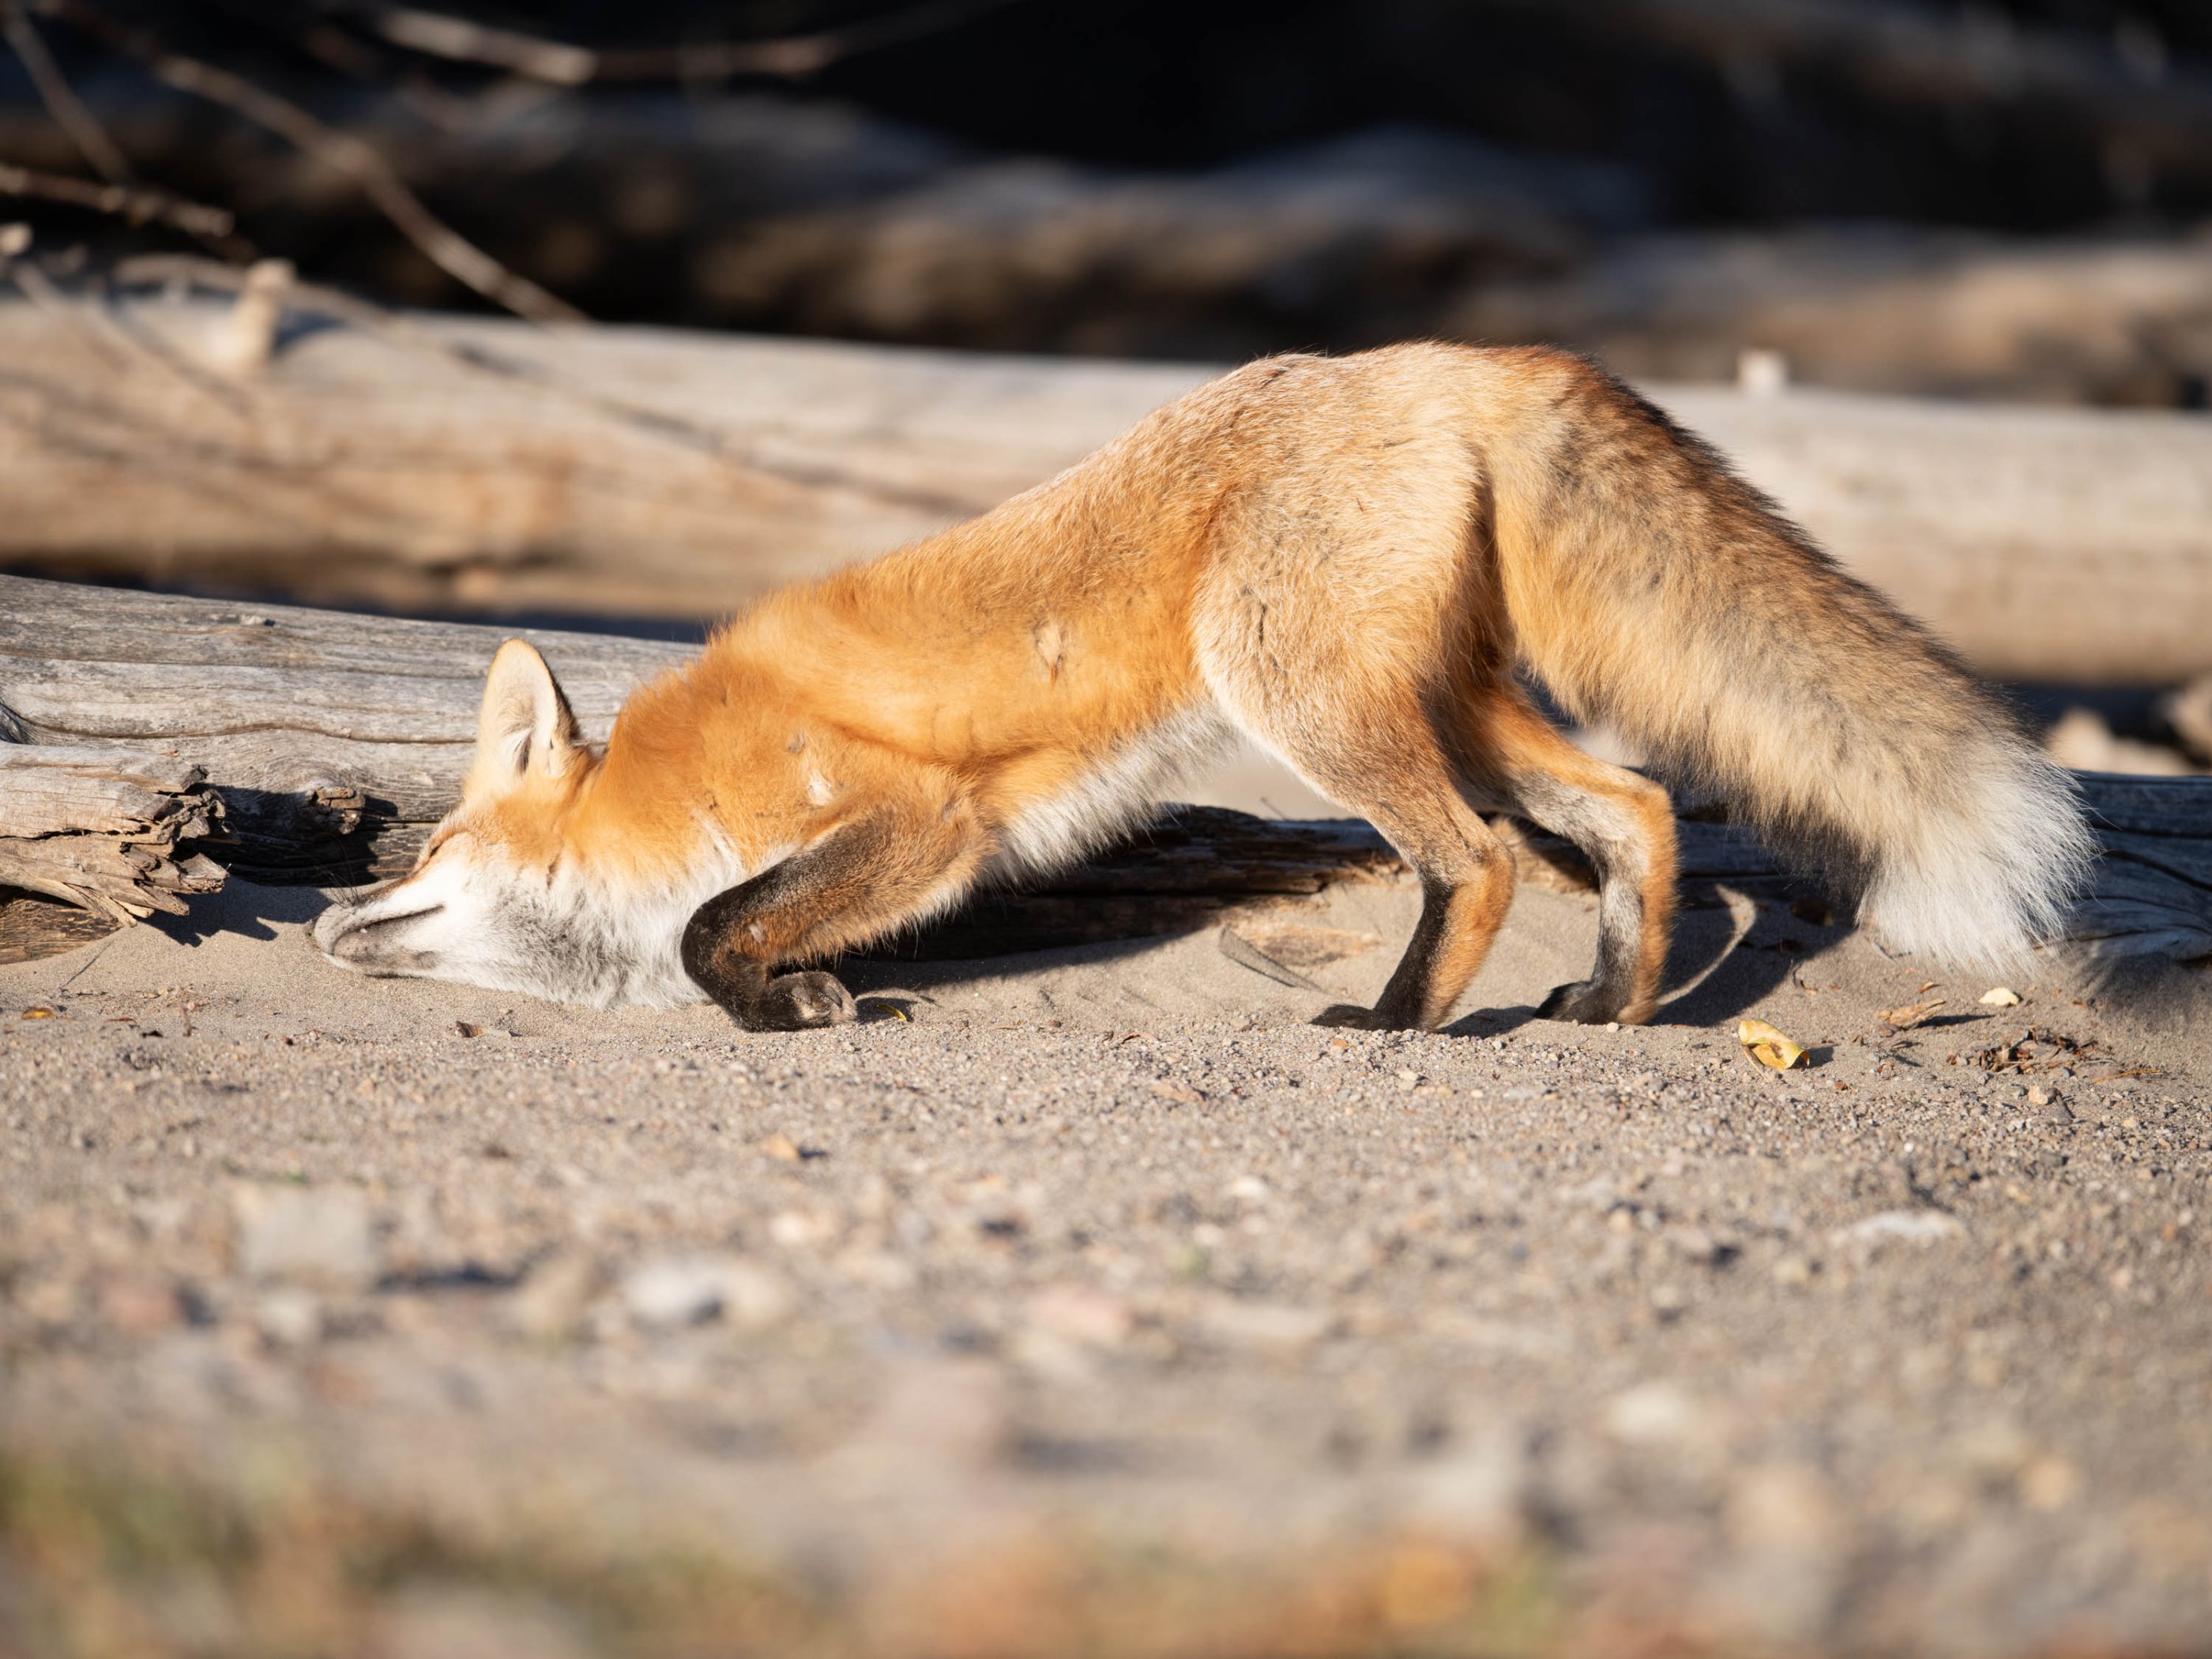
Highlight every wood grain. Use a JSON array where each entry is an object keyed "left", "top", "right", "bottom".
[{"left": 3, "top": 295, "right": 2208, "bottom": 682}]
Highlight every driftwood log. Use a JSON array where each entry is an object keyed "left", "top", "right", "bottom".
[
  {"left": 2, "top": 576, "right": 2209, "bottom": 969},
  {"left": 0, "top": 744, "right": 225, "bottom": 919},
  {"left": 2, "top": 289, "right": 2211, "bottom": 684}
]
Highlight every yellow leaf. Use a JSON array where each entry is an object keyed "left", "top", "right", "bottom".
[
  {"left": 1979, "top": 987, "right": 2022, "bottom": 1007},
  {"left": 21, "top": 1007, "right": 53, "bottom": 1020},
  {"left": 1738, "top": 1018, "right": 1807, "bottom": 1070}
]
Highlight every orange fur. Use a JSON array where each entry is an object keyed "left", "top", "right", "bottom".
[{"left": 314, "top": 344, "right": 2089, "bottom": 1026}]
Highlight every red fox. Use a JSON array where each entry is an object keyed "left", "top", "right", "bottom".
[{"left": 313, "top": 344, "right": 2091, "bottom": 1030}]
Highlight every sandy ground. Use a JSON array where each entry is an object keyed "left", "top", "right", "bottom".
[{"left": 2, "top": 787, "right": 2210, "bottom": 1657}]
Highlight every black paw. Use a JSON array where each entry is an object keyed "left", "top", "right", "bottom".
[
  {"left": 760, "top": 970, "right": 858, "bottom": 1030},
  {"left": 1312, "top": 1002, "right": 1428, "bottom": 1031},
  {"left": 1539, "top": 980, "right": 1635, "bottom": 1025},
  {"left": 1312, "top": 1003, "right": 1386, "bottom": 1029}
]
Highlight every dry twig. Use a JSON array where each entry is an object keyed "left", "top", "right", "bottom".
[
  {"left": 0, "top": 0, "right": 130, "bottom": 182},
  {"left": 0, "top": 161, "right": 237, "bottom": 240},
  {"left": 325, "top": 0, "right": 1027, "bottom": 84},
  {"left": 32, "top": 0, "right": 584, "bottom": 325}
]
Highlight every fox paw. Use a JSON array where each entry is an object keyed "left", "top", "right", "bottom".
[
  {"left": 1539, "top": 980, "right": 1648, "bottom": 1025},
  {"left": 759, "top": 970, "right": 857, "bottom": 1030},
  {"left": 1313, "top": 1003, "right": 1405, "bottom": 1032}
]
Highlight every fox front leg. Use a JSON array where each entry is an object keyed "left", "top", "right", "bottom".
[{"left": 680, "top": 804, "right": 982, "bottom": 1032}]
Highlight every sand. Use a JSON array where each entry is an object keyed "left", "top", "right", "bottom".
[{"left": 2, "top": 800, "right": 2210, "bottom": 1657}]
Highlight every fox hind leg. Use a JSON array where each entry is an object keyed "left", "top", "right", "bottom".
[
  {"left": 1236, "top": 703, "right": 1518, "bottom": 1032},
  {"left": 1467, "top": 695, "right": 1677, "bottom": 1025}
]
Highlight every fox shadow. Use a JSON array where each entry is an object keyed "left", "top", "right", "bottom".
[
  {"left": 150, "top": 878, "right": 330, "bottom": 949},
  {"left": 846, "top": 872, "right": 1826, "bottom": 1036},
  {"left": 1429, "top": 876, "right": 1829, "bottom": 1038},
  {"left": 145, "top": 834, "right": 1826, "bottom": 1038}
]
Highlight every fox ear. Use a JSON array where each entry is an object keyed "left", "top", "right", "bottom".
[{"left": 470, "top": 640, "right": 581, "bottom": 792}]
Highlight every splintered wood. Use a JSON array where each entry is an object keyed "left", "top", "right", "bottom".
[{"left": 0, "top": 743, "right": 225, "bottom": 924}]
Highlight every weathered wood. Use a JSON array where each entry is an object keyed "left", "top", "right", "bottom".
[
  {"left": 0, "top": 742, "right": 228, "bottom": 920},
  {"left": 3, "top": 576, "right": 2208, "bottom": 969},
  {"left": 2, "top": 295, "right": 2210, "bottom": 683},
  {"left": 0, "top": 891, "right": 114, "bottom": 965},
  {"left": 0, "top": 579, "right": 685, "bottom": 856}
]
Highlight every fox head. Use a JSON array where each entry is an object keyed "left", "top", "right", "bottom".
[{"left": 310, "top": 641, "right": 715, "bottom": 1008}]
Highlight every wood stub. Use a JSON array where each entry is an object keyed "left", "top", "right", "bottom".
[
  {"left": 0, "top": 893, "right": 117, "bottom": 967},
  {"left": 0, "top": 742, "right": 228, "bottom": 924}
]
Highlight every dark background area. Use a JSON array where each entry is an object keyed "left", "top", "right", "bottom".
[{"left": 5, "top": 0, "right": 2211, "bottom": 391}]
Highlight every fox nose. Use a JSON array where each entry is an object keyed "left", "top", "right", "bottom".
[{"left": 313, "top": 902, "right": 445, "bottom": 970}]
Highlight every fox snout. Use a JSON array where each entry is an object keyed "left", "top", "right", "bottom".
[{"left": 311, "top": 893, "right": 445, "bottom": 976}]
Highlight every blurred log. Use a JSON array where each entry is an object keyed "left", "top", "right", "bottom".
[
  {"left": 1503, "top": 0, "right": 2212, "bottom": 171},
  {"left": 2, "top": 294, "right": 2210, "bottom": 683},
  {"left": 2, "top": 577, "right": 2207, "bottom": 968},
  {"left": 1453, "top": 226, "right": 2212, "bottom": 408}
]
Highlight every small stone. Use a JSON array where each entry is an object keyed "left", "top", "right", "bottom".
[
  {"left": 769, "top": 1209, "right": 837, "bottom": 1249},
  {"left": 1149, "top": 1079, "right": 1202, "bottom": 1104},
  {"left": 762, "top": 1131, "right": 802, "bottom": 1162},
  {"left": 1405, "top": 1424, "right": 1533, "bottom": 1544},
  {"left": 97, "top": 1276, "right": 183, "bottom": 1335},
  {"left": 1671, "top": 1227, "right": 1739, "bottom": 1266},
  {"left": 1198, "top": 1299, "right": 1334, "bottom": 1354},
  {"left": 1954, "top": 1419, "right": 2036, "bottom": 1484},
  {"left": 1728, "top": 1460, "right": 1842, "bottom": 1552},
  {"left": 1832, "top": 1209, "right": 1965, "bottom": 1254},
  {"left": 717, "top": 1262, "right": 796, "bottom": 1330},
  {"left": 2026, "top": 1460, "right": 2079, "bottom": 1513},
  {"left": 621, "top": 1258, "right": 725, "bottom": 1329},
  {"left": 1227, "top": 1175, "right": 1272, "bottom": 1206},
  {"left": 1648, "top": 1282, "right": 1690, "bottom": 1320},
  {"left": 235, "top": 1185, "right": 379, "bottom": 1288},
  {"left": 1026, "top": 1284, "right": 1134, "bottom": 1347},
  {"left": 371, "top": 1586, "right": 593, "bottom": 1659},
  {"left": 1979, "top": 987, "right": 2023, "bottom": 1006},
  {"left": 505, "top": 1251, "right": 596, "bottom": 1340},
  {"left": 1604, "top": 1380, "right": 1703, "bottom": 1446},
  {"left": 255, "top": 1288, "right": 322, "bottom": 1347},
  {"left": 1772, "top": 1252, "right": 1816, "bottom": 1288},
  {"left": 621, "top": 1255, "right": 792, "bottom": 1332}
]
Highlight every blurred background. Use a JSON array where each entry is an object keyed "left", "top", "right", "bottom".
[{"left": 3, "top": 0, "right": 2210, "bottom": 401}]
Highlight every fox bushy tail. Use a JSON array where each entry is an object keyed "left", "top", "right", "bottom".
[{"left": 1490, "top": 367, "right": 2093, "bottom": 971}]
